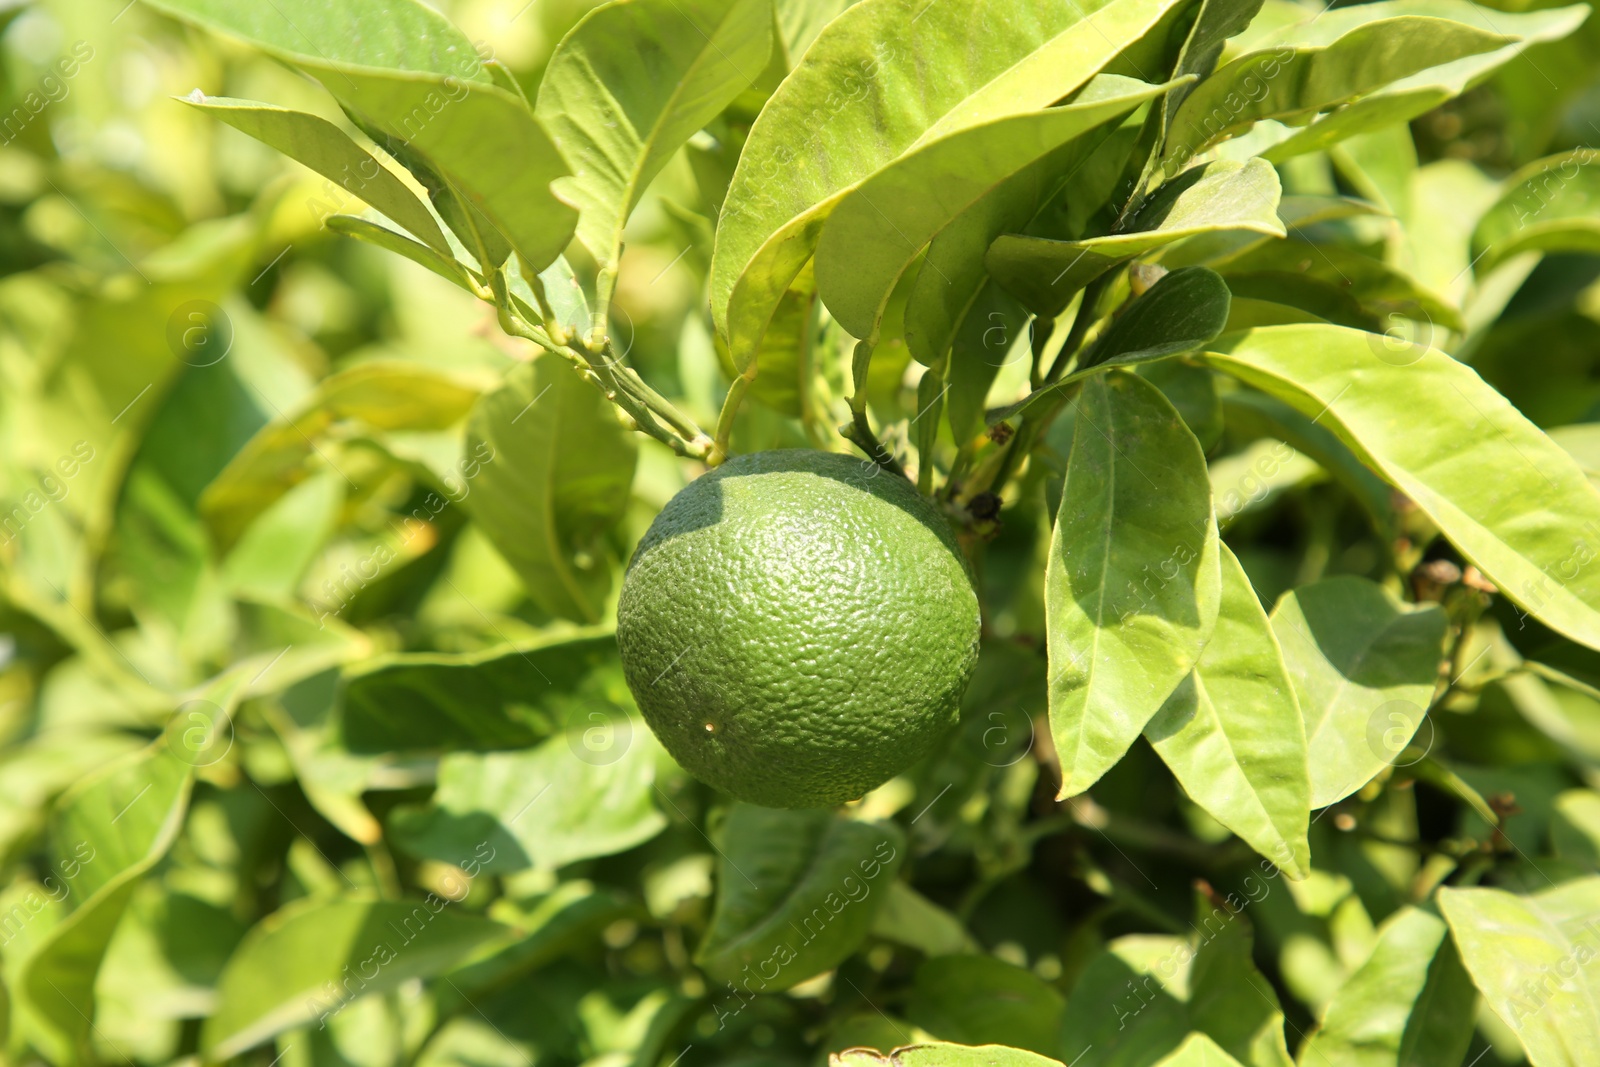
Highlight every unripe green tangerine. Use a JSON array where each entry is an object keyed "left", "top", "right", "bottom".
[{"left": 616, "top": 449, "right": 981, "bottom": 808}]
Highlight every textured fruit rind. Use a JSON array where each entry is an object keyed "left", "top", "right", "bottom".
[{"left": 616, "top": 450, "right": 981, "bottom": 808}]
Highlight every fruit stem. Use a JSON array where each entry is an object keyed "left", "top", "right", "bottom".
[
  {"left": 841, "top": 409, "right": 908, "bottom": 479},
  {"left": 914, "top": 355, "right": 949, "bottom": 494},
  {"left": 838, "top": 337, "right": 911, "bottom": 478}
]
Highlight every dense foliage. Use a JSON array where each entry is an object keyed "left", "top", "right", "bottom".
[{"left": 3, "top": 0, "right": 1600, "bottom": 1066}]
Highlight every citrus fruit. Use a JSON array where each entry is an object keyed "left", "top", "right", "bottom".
[{"left": 616, "top": 449, "right": 981, "bottom": 808}]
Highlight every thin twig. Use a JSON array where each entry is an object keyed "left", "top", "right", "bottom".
[
  {"left": 1046, "top": 272, "right": 1116, "bottom": 384},
  {"left": 488, "top": 262, "right": 711, "bottom": 459}
]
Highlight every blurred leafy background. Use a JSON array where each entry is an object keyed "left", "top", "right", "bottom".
[{"left": 3, "top": 0, "right": 1600, "bottom": 1066}]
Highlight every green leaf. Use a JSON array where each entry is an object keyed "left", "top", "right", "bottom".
[
  {"left": 182, "top": 96, "right": 447, "bottom": 253},
  {"left": 1208, "top": 439, "right": 1318, "bottom": 529},
  {"left": 333, "top": 74, "right": 577, "bottom": 272},
  {"left": 834, "top": 1043, "right": 1067, "bottom": 1067},
  {"left": 1140, "top": 359, "right": 1224, "bottom": 453},
  {"left": 1142, "top": 0, "right": 1265, "bottom": 162},
  {"left": 416, "top": 967, "right": 589, "bottom": 1067},
  {"left": 93, "top": 887, "right": 247, "bottom": 1058},
  {"left": 987, "top": 160, "right": 1284, "bottom": 316},
  {"left": 442, "top": 881, "right": 628, "bottom": 995},
  {"left": 1298, "top": 906, "right": 1476, "bottom": 1067},
  {"left": 573, "top": 986, "right": 693, "bottom": 1067},
  {"left": 1219, "top": 391, "right": 1397, "bottom": 539},
  {"left": 906, "top": 955, "right": 1065, "bottom": 1056},
  {"left": 1505, "top": 667, "right": 1600, "bottom": 768},
  {"left": 339, "top": 631, "right": 626, "bottom": 753},
  {"left": 1223, "top": 296, "right": 1330, "bottom": 331},
  {"left": 728, "top": 260, "right": 822, "bottom": 418},
  {"left": 140, "top": 0, "right": 490, "bottom": 79},
  {"left": 537, "top": 0, "right": 773, "bottom": 270},
  {"left": 828, "top": 1016, "right": 933, "bottom": 1060},
  {"left": 944, "top": 284, "right": 1031, "bottom": 444},
  {"left": 1083, "top": 267, "right": 1235, "bottom": 372},
  {"left": 388, "top": 730, "right": 667, "bottom": 872},
  {"left": 710, "top": 0, "right": 1191, "bottom": 365},
  {"left": 1062, "top": 909, "right": 1293, "bottom": 1067},
  {"left": 222, "top": 471, "right": 344, "bottom": 601},
  {"left": 1472, "top": 150, "right": 1600, "bottom": 275},
  {"left": 1549, "top": 423, "right": 1600, "bottom": 492},
  {"left": 1439, "top": 877, "right": 1600, "bottom": 1067},
  {"left": 1269, "top": 578, "right": 1448, "bottom": 809},
  {"left": 1186, "top": 906, "right": 1294, "bottom": 1067},
  {"left": 869, "top": 881, "right": 978, "bottom": 957},
  {"left": 993, "top": 266, "right": 1233, "bottom": 424},
  {"left": 1059, "top": 936, "right": 1192, "bottom": 1067},
  {"left": 201, "top": 361, "right": 484, "bottom": 549},
  {"left": 18, "top": 722, "right": 202, "bottom": 1058},
  {"left": 1552, "top": 789, "right": 1600, "bottom": 867},
  {"left": 1328, "top": 124, "right": 1417, "bottom": 220},
  {"left": 1470, "top": 312, "right": 1600, "bottom": 430},
  {"left": 0, "top": 733, "right": 145, "bottom": 869},
  {"left": 1146, "top": 543, "right": 1310, "bottom": 877},
  {"left": 1455, "top": 762, "right": 1570, "bottom": 856},
  {"left": 235, "top": 604, "right": 373, "bottom": 702},
  {"left": 894, "top": 123, "right": 1126, "bottom": 442},
  {"left": 1402, "top": 160, "right": 1501, "bottom": 303},
  {"left": 1205, "top": 324, "right": 1600, "bottom": 653},
  {"left": 259, "top": 671, "right": 387, "bottom": 848},
  {"left": 1259, "top": 5, "right": 1589, "bottom": 165},
  {"left": 1411, "top": 757, "right": 1498, "bottom": 829},
  {"left": 1182, "top": 239, "right": 1463, "bottom": 333},
  {"left": 1163, "top": 2, "right": 1513, "bottom": 170},
  {"left": 1045, "top": 371, "right": 1221, "bottom": 798},
  {"left": 695, "top": 805, "right": 905, "bottom": 991},
  {"left": 464, "top": 357, "right": 638, "bottom": 624},
  {"left": 200, "top": 897, "right": 515, "bottom": 1060},
  {"left": 774, "top": 0, "right": 857, "bottom": 66},
  {"left": 815, "top": 74, "right": 1177, "bottom": 341},
  {"left": 145, "top": 0, "right": 576, "bottom": 272},
  {"left": 511, "top": 254, "right": 593, "bottom": 340},
  {"left": 901, "top": 117, "right": 1131, "bottom": 390},
  {"left": 324, "top": 215, "right": 473, "bottom": 290},
  {"left": 0, "top": 881, "right": 67, "bottom": 1060},
  {"left": 1155, "top": 1034, "right": 1250, "bottom": 1067}
]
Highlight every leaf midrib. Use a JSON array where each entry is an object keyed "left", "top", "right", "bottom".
[
  {"left": 479, "top": 371, "right": 597, "bottom": 624},
  {"left": 1190, "top": 669, "right": 1290, "bottom": 856},
  {"left": 1065, "top": 380, "right": 1117, "bottom": 785},
  {"left": 1393, "top": 920, "right": 1452, "bottom": 1065},
  {"left": 1303, "top": 608, "right": 1411, "bottom": 746},
  {"left": 1211, "top": 342, "right": 1600, "bottom": 645},
  {"left": 606, "top": 0, "right": 755, "bottom": 266},
  {"left": 704, "top": 818, "right": 842, "bottom": 960}
]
